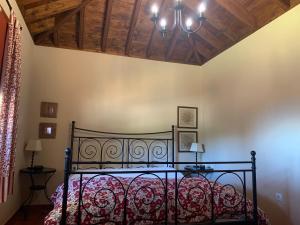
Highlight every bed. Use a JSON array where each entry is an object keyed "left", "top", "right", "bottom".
[{"left": 45, "top": 121, "right": 270, "bottom": 225}]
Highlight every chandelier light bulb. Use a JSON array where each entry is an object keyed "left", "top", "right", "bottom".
[
  {"left": 160, "top": 18, "right": 167, "bottom": 30},
  {"left": 185, "top": 18, "right": 193, "bottom": 30},
  {"left": 198, "top": 2, "right": 206, "bottom": 15},
  {"left": 151, "top": 4, "right": 159, "bottom": 15}
]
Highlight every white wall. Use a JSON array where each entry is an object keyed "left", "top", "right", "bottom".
[
  {"left": 201, "top": 5, "right": 300, "bottom": 225},
  {"left": 0, "top": 0, "right": 34, "bottom": 224}
]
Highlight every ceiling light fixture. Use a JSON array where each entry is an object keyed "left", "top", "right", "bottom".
[{"left": 150, "top": 0, "right": 206, "bottom": 38}]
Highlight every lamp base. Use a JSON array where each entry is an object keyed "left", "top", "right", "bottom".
[{"left": 28, "top": 152, "right": 43, "bottom": 170}]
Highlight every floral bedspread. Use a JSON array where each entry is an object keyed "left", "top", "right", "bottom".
[{"left": 45, "top": 175, "right": 270, "bottom": 225}]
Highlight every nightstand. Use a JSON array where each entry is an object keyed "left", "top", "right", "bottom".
[
  {"left": 20, "top": 167, "right": 56, "bottom": 207},
  {"left": 184, "top": 165, "right": 214, "bottom": 178}
]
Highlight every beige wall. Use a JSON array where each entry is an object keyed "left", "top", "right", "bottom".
[
  {"left": 28, "top": 46, "right": 205, "bottom": 203},
  {"left": 201, "top": 5, "right": 300, "bottom": 225},
  {"left": 0, "top": 0, "right": 34, "bottom": 224}
]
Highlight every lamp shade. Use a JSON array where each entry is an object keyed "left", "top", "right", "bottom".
[
  {"left": 25, "top": 139, "right": 42, "bottom": 152},
  {"left": 189, "top": 143, "right": 204, "bottom": 153}
]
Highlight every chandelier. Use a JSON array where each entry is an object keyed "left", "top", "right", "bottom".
[{"left": 150, "top": 0, "right": 207, "bottom": 38}]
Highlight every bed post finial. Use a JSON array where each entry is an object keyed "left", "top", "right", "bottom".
[
  {"left": 65, "top": 148, "right": 72, "bottom": 170},
  {"left": 251, "top": 150, "right": 258, "bottom": 225}
]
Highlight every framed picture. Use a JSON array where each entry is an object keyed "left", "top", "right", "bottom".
[
  {"left": 177, "top": 106, "right": 198, "bottom": 129},
  {"left": 40, "top": 102, "right": 58, "bottom": 118},
  {"left": 178, "top": 131, "right": 198, "bottom": 152},
  {"left": 39, "top": 123, "right": 57, "bottom": 139}
]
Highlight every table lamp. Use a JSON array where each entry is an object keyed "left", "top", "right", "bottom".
[
  {"left": 190, "top": 143, "right": 205, "bottom": 169},
  {"left": 25, "top": 139, "right": 42, "bottom": 169}
]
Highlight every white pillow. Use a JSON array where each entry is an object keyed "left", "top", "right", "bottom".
[{"left": 73, "top": 166, "right": 183, "bottom": 179}]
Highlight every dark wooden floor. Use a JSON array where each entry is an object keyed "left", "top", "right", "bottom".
[{"left": 5, "top": 205, "right": 52, "bottom": 225}]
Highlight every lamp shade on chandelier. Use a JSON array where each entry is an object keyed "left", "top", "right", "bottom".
[{"left": 150, "top": 0, "right": 207, "bottom": 38}]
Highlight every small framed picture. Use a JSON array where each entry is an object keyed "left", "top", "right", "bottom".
[
  {"left": 178, "top": 131, "right": 198, "bottom": 152},
  {"left": 40, "top": 102, "right": 58, "bottom": 118},
  {"left": 177, "top": 106, "right": 198, "bottom": 129},
  {"left": 39, "top": 123, "right": 57, "bottom": 139}
]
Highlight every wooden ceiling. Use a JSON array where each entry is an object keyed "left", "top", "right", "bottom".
[{"left": 17, "top": 0, "right": 300, "bottom": 66}]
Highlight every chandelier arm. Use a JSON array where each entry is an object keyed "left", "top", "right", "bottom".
[
  {"left": 154, "top": 13, "right": 178, "bottom": 34},
  {"left": 181, "top": 20, "right": 204, "bottom": 34},
  {"left": 179, "top": 10, "right": 185, "bottom": 31},
  {"left": 189, "top": 21, "right": 204, "bottom": 34},
  {"left": 171, "top": 9, "right": 178, "bottom": 30},
  {"left": 150, "top": 2, "right": 206, "bottom": 37}
]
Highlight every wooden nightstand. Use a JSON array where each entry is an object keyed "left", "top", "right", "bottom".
[
  {"left": 20, "top": 167, "right": 56, "bottom": 207},
  {"left": 183, "top": 165, "right": 214, "bottom": 178}
]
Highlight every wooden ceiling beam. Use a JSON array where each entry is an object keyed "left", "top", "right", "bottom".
[
  {"left": 146, "top": 0, "right": 165, "bottom": 58},
  {"left": 17, "top": 0, "right": 43, "bottom": 6},
  {"left": 185, "top": 50, "right": 194, "bottom": 63},
  {"left": 53, "top": 30, "right": 59, "bottom": 47},
  {"left": 101, "top": 0, "right": 113, "bottom": 52},
  {"left": 34, "top": 0, "right": 92, "bottom": 44},
  {"left": 25, "top": 0, "right": 82, "bottom": 23},
  {"left": 193, "top": 52, "right": 203, "bottom": 65},
  {"left": 187, "top": 37, "right": 204, "bottom": 65},
  {"left": 29, "top": 17, "right": 55, "bottom": 35},
  {"left": 204, "top": 17, "right": 236, "bottom": 42},
  {"left": 125, "top": 0, "right": 142, "bottom": 56},
  {"left": 196, "top": 24, "right": 224, "bottom": 50},
  {"left": 215, "top": 0, "right": 256, "bottom": 29},
  {"left": 166, "top": 29, "right": 180, "bottom": 60},
  {"left": 188, "top": 37, "right": 211, "bottom": 60},
  {"left": 78, "top": 8, "right": 85, "bottom": 49},
  {"left": 275, "top": 0, "right": 291, "bottom": 10}
]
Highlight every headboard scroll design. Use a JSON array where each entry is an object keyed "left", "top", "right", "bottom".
[{"left": 70, "top": 121, "right": 175, "bottom": 170}]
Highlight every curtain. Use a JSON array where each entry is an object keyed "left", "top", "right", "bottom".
[{"left": 0, "top": 10, "right": 21, "bottom": 203}]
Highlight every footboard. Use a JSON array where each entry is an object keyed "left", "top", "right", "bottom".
[{"left": 59, "top": 150, "right": 260, "bottom": 225}]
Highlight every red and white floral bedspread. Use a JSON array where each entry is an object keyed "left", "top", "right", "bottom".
[{"left": 45, "top": 175, "right": 270, "bottom": 225}]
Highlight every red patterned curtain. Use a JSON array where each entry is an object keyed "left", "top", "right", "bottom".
[{"left": 0, "top": 11, "right": 21, "bottom": 203}]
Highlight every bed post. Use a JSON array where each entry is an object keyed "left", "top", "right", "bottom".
[
  {"left": 70, "top": 121, "right": 75, "bottom": 169},
  {"left": 60, "top": 148, "right": 72, "bottom": 225},
  {"left": 172, "top": 125, "right": 175, "bottom": 168},
  {"left": 251, "top": 151, "right": 258, "bottom": 225}
]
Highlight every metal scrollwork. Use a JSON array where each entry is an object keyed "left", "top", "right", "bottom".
[
  {"left": 149, "top": 140, "right": 168, "bottom": 160},
  {"left": 177, "top": 174, "right": 212, "bottom": 214},
  {"left": 213, "top": 172, "right": 244, "bottom": 209},
  {"left": 79, "top": 138, "right": 101, "bottom": 160},
  {"left": 80, "top": 174, "right": 125, "bottom": 220},
  {"left": 129, "top": 140, "right": 148, "bottom": 160},
  {"left": 102, "top": 139, "right": 123, "bottom": 161},
  {"left": 126, "top": 174, "right": 166, "bottom": 217}
]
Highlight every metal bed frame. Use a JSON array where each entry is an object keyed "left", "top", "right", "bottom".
[{"left": 60, "top": 121, "right": 258, "bottom": 225}]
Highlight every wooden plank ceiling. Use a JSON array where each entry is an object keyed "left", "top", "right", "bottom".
[{"left": 17, "top": 0, "right": 300, "bottom": 66}]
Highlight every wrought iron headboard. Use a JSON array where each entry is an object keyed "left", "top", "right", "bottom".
[{"left": 69, "top": 121, "right": 175, "bottom": 170}]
